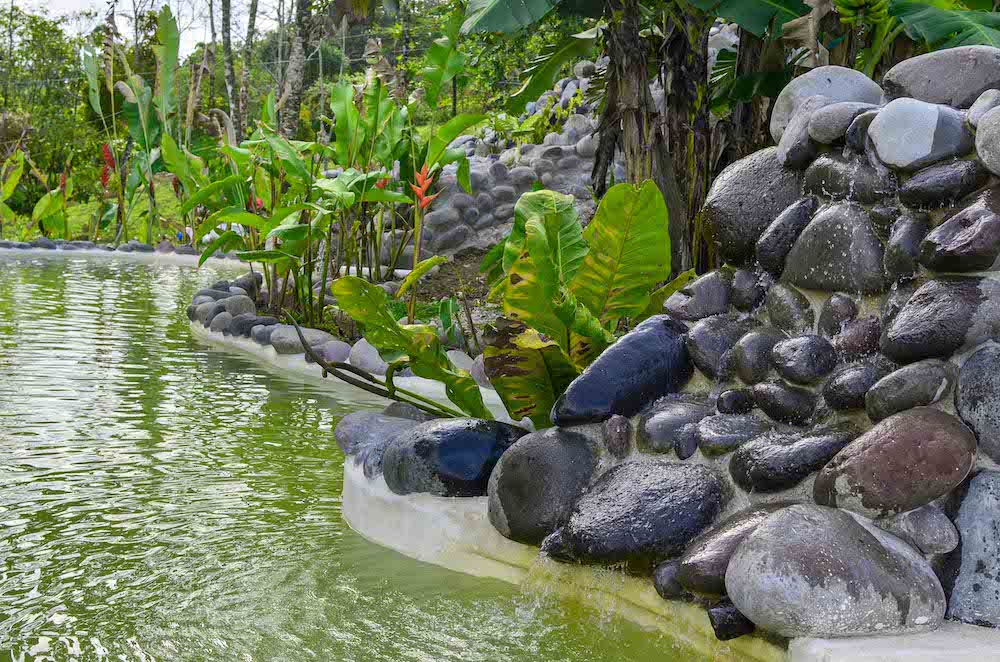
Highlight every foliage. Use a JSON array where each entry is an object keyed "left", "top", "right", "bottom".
[
  {"left": 508, "top": 26, "right": 600, "bottom": 112},
  {"left": 483, "top": 181, "right": 680, "bottom": 427},
  {"left": 330, "top": 274, "right": 492, "bottom": 418},
  {"left": 461, "top": 0, "right": 559, "bottom": 34},
  {"left": 891, "top": 0, "right": 1000, "bottom": 47},
  {"left": 688, "top": 0, "right": 810, "bottom": 38}
]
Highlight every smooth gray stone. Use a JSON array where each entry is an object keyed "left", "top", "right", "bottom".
[
  {"left": 209, "top": 311, "right": 233, "bottom": 334},
  {"left": 770, "top": 65, "right": 883, "bottom": 142},
  {"left": 727, "top": 504, "right": 945, "bottom": 638},
  {"left": 865, "top": 359, "right": 955, "bottom": 422},
  {"left": 882, "top": 46, "right": 1000, "bottom": 108},
  {"left": 869, "top": 98, "right": 975, "bottom": 170},
  {"left": 877, "top": 503, "right": 958, "bottom": 555},
  {"left": 807, "top": 101, "right": 879, "bottom": 144},
  {"left": 943, "top": 471, "right": 1000, "bottom": 626},
  {"left": 969, "top": 89, "right": 1000, "bottom": 128},
  {"left": 269, "top": 325, "right": 335, "bottom": 355},
  {"left": 977, "top": 107, "right": 1000, "bottom": 177}
]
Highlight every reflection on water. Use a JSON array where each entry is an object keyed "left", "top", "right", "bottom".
[{"left": 0, "top": 254, "right": 685, "bottom": 661}]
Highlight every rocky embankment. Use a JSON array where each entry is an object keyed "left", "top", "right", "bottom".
[{"left": 336, "top": 45, "right": 1000, "bottom": 645}]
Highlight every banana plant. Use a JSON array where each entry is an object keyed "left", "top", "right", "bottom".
[{"left": 484, "top": 181, "right": 678, "bottom": 427}]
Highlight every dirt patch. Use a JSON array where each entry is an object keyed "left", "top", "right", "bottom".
[{"left": 415, "top": 248, "right": 493, "bottom": 307}]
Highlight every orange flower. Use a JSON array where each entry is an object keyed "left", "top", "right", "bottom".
[
  {"left": 375, "top": 178, "right": 388, "bottom": 189},
  {"left": 410, "top": 165, "right": 438, "bottom": 210}
]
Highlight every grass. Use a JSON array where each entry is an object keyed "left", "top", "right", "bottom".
[{"left": 8, "top": 174, "right": 187, "bottom": 244}]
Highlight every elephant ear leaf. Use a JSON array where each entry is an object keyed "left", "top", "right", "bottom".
[
  {"left": 330, "top": 276, "right": 492, "bottom": 419},
  {"left": 570, "top": 180, "right": 671, "bottom": 330},
  {"left": 483, "top": 318, "right": 579, "bottom": 429}
]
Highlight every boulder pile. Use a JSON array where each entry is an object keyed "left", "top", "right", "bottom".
[{"left": 337, "top": 45, "right": 1000, "bottom": 645}]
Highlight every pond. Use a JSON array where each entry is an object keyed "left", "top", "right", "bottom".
[{"left": 0, "top": 253, "right": 683, "bottom": 661}]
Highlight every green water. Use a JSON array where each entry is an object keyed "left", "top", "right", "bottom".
[{"left": 0, "top": 253, "right": 686, "bottom": 661}]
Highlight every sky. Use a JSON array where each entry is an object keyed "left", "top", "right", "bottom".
[{"left": 18, "top": 0, "right": 272, "bottom": 57}]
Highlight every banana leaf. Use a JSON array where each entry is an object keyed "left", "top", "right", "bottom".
[
  {"left": 461, "top": 0, "right": 557, "bottom": 34},
  {"left": 689, "top": 0, "right": 810, "bottom": 38},
  {"left": 509, "top": 27, "right": 600, "bottom": 113},
  {"left": 483, "top": 318, "right": 578, "bottom": 429},
  {"left": 153, "top": 5, "right": 179, "bottom": 137},
  {"left": 890, "top": 0, "right": 1000, "bottom": 47},
  {"left": 570, "top": 180, "right": 671, "bottom": 330}
]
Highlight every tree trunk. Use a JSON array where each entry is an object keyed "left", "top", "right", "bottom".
[
  {"left": 238, "top": 0, "right": 259, "bottom": 140},
  {"left": 664, "top": 3, "right": 715, "bottom": 271},
  {"left": 207, "top": 0, "right": 217, "bottom": 110},
  {"left": 279, "top": 0, "right": 309, "bottom": 138},
  {"left": 220, "top": 0, "right": 238, "bottom": 136},
  {"left": 718, "top": 30, "right": 769, "bottom": 168},
  {"left": 593, "top": 0, "right": 690, "bottom": 274}
]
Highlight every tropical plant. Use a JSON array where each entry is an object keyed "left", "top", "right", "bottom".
[
  {"left": 480, "top": 181, "right": 693, "bottom": 428},
  {"left": 0, "top": 151, "right": 24, "bottom": 240}
]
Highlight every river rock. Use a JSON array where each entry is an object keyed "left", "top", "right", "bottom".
[
  {"left": 702, "top": 147, "right": 804, "bottom": 265},
  {"left": 956, "top": 344, "right": 1000, "bottom": 463},
  {"left": 969, "top": 89, "right": 1000, "bottom": 127},
  {"left": 676, "top": 504, "right": 790, "bottom": 596},
  {"left": 653, "top": 560, "right": 684, "bottom": 599},
  {"left": 776, "top": 95, "right": 831, "bottom": 169},
  {"left": 488, "top": 427, "right": 598, "bottom": 545},
  {"left": 707, "top": 599, "right": 756, "bottom": 641},
  {"left": 209, "top": 311, "right": 233, "bottom": 334},
  {"left": 830, "top": 314, "right": 882, "bottom": 360},
  {"left": 726, "top": 504, "right": 946, "bottom": 638},
  {"left": 770, "top": 66, "right": 883, "bottom": 142},
  {"left": 881, "top": 276, "right": 997, "bottom": 362},
  {"left": 664, "top": 270, "right": 732, "bottom": 320},
  {"left": 552, "top": 315, "right": 692, "bottom": 425},
  {"left": 885, "top": 213, "right": 930, "bottom": 281},
  {"left": 802, "top": 153, "right": 896, "bottom": 204},
  {"left": 230, "top": 314, "right": 278, "bottom": 338},
  {"left": 334, "top": 410, "right": 421, "bottom": 458},
  {"left": 638, "top": 397, "right": 713, "bottom": 454},
  {"left": 766, "top": 284, "right": 814, "bottom": 334},
  {"left": 732, "top": 327, "right": 787, "bottom": 384},
  {"left": 919, "top": 187, "right": 1000, "bottom": 271},
  {"left": 731, "top": 269, "right": 768, "bottom": 311},
  {"left": 308, "top": 339, "right": 352, "bottom": 364},
  {"left": 349, "top": 338, "right": 389, "bottom": 374},
  {"left": 898, "top": 160, "right": 989, "bottom": 209},
  {"left": 822, "top": 359, "right": 895, "bottom": 411},
  {"left": 818, "top": 293, "right": 857, "bottom": 337},
  {"left": 382, "top": 418, "right": 527, "bottom": 497},
  {"left": 814, "top": 407, "right": 976, "bottom": 517},
  {"left": 696, "top": 414, "right": 773, "bottom": 457},
  {"left": 730, "top": 424, "right": 857, "bottom": 493},
  {"left": 865, "top": 359, "right": 955, "bottom": 422},
  {"left": 755, "top": 197, "right": 818, "bottom": 276},
  {"left": 751, "top": 381, "right": 816, "bottom": 425},
  {"left": 546, "top": 459, "right": 725, "bottom": 565},
  {"left": 686, "top": 314, "right": 757, "bottom": 380},
  {"left": 251, "top": 324, "right": 276, "bottom": 345},
  {"left": 878, "top": 503, "right": 958, "bottom": 556},
  {"left": 808, "top": 101, "right": 879, "bottom": 144},
  {"left": 717, "top": 389, "right": 754, "bottom": 415},
  {"left": 943, "top": 471, "right": 1000, "bottom": 626},
  {"left": 193, "top": 288, "right": 234, "bottom": 301},
  {"left": 771, "top": 335, "right": 837, "bottom": 385},
  {"left": 845, "top": 109, "right": 879, "bottom": 153},
  {"left": 782, "top": 203, "right": 888, "bottom": 294},
  {"left": 882, "top": 46, "right": 1000, "bottom": 108},
  {"left": 869, "top": 99, "right": 974, "bottom": 170},
  {"left": 269, "top": 325, "right": 335, "bottom": 355},
  {"left": 977, "top": 107, "right": 1000, "bottom": 176},
  {"left": 603, "top": 415, "right": 631, "bottom": 459}
]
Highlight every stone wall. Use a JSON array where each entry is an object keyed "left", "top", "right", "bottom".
[{"left": 338, "top": 45, "right": 1000, "bottom": 647}]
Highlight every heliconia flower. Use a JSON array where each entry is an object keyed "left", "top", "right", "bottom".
[
  {"left": 148, "top": 178, "right": 154, "bottom": 198},
  {"left": 419, "top": 191, "right": 440, "bottom": 210},
  {"left": 101, "top": 143, "right": 116, "bottom": 171},
  {"left": 375, "top": 178, "right": 388, "bottom": 190},
  {"left": 59, "top": 172, "right": 67, "bottom": 190},
  {"left": 172, "top": 175, "right": 181, "bottom": 197},
  {"left": 100, "top": 164, "right": 111, "bottom": 189}
]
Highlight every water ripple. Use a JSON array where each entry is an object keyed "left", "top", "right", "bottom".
[{"left": 0, "top": 253, "right": 679, "bottom": 661}]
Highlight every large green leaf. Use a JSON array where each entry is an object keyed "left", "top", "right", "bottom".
[
  {"left": 198, "top": 230, "right": 245, "bottom": 267},
  {"left": 461, "top": 0, "right": 557, "bottom": 34},
  {"left": 423, "top": 10, "right": 467, "bottom": 108},
  {"left": 635, "top": 269, "right": 697, "bottom": 324},
  {"left": 116, "top": 76, "right": 161, "bottom": 151},
  {"left": 396, "top": 255, "right": 449, "bottom": 299},
  {"left": 181, "top": 174, "right": 245, "bottom": 215},
  {"left": 194, "top": 206, "right": 266, "bottom": 242},
  {"left": 570, "top": 181, "right": 671, "bottom": 329},
  {"left": 264, "top": 132, "right": 313, "bottom": 184},
  {"left": 498, "top": 190, "right": 587, "bottom": 349},
  {"left": 482, "top": 318, "right": 578, "bottom": 429},
  {"left": 1, "top": 151, "right": 23, "bottom": 202},
  {"left": 161, "top": 134, "right": 207, "bottom": 195},
  {"left": 331, "top": 81, "right": 363, "bottom": 168},
  {"left": 425, "top": 114, "right": 486, "bottom": 170},
  {"left": 891, "top": 0, "right": 1000, "bottom": 47},
  {"left": 153, "top": 5, "right": 179, "bottom": 136},
  {"left": 509, "top": 28, "right": 599, "bottom": 113},
  {"left": 331, "top": 276, "right": 491, "bottom": 418},
  {"left": 689, "top": 0, "right": 810, "bottom": 38},
  {"left": 81, "top": 47, "right": 103, "bottom": 117}
]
